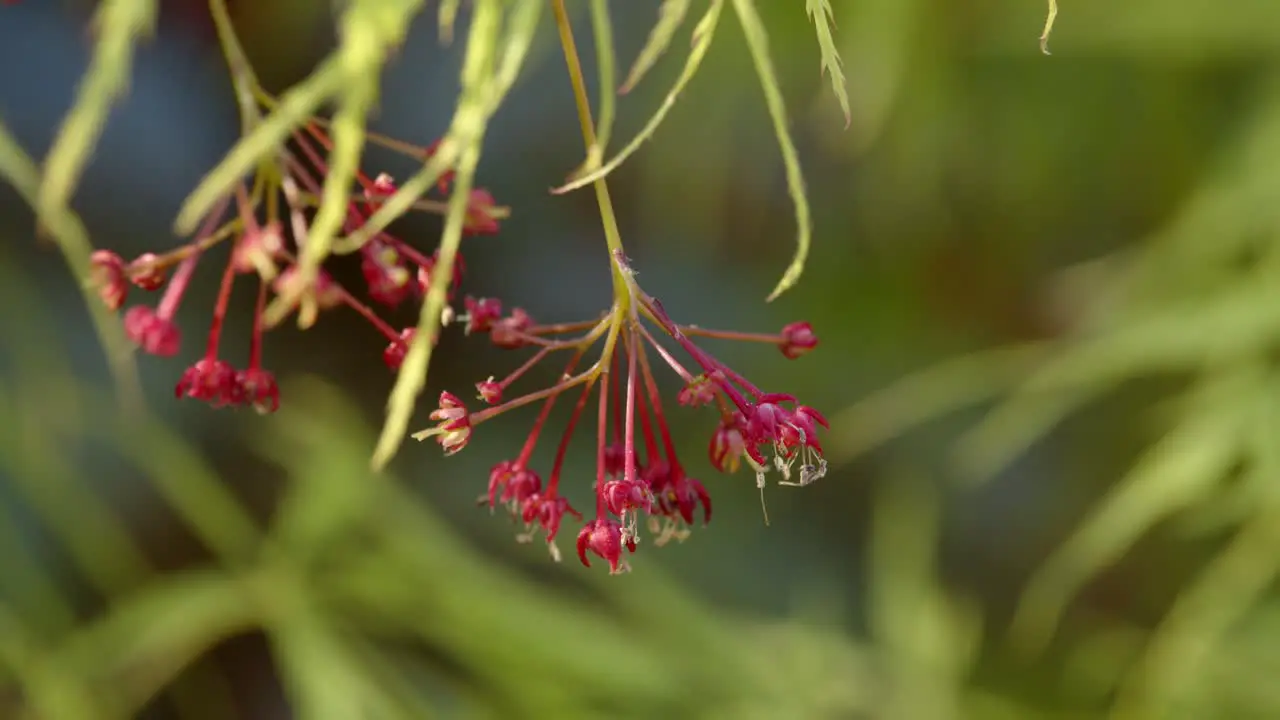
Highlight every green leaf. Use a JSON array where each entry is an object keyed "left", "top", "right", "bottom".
[
  {"left": 370, "top": 0, "right": 508, "bottom": 470},
  {"left": 1009, "top": 376, "right": 1251, "bottom": 657},
  {"left": 0, "top": 121, "right": 143, "bottom": 414},
  {"left": 955, "top": 273, "right": 1280, "bottom": 483},
  {"left": 1041, "top": 0, "right": 1059, "bottom": 54},
  {"left": 38, "top": 0, "right": 157, "bottom": 219},
  {"left": 173, "top": 56, "right": 345, "bottom": 235},
  {"left": 1111, "top": 503, "right": 1280, "bottom": 716},
  {"left": 551, "top": 0, "right": 724, "bottom": 194},
  {"left": 827, "top": 344, "right": 1049, "bottom": 468},
  {"left": 0, "top": 609, "right": 99, "bottom": 720},
  {"left": 113, "top": 406, "right": 261, "bottom": 564},
  {"left": 805, "top": 0, "right": 851, "bottom": 127},
  {"left": 438, "top": 0, "right": 463, "bottom": 44},
  {"left": 731, "top": 0, "right": 814, "bottom": 302},
  {"left": 621, "top": 0, "right": 692, "bottom": 94},
  {"left": 585, "top": 0, "right": 618, "bottom": 164},
  {"left": 262, "top": 376, "right": 379, "bottom": 556},
  {"left": 286, "top": 0, "right": 415, "bottom": 326},
  {"left": 59, "top": 569, "right": 259, "bottom": 716}
]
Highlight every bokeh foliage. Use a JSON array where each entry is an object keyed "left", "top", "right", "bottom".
[{"left": 4, "top": 0, "right": 1280, "bottom": 718}]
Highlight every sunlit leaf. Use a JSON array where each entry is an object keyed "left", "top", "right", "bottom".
[{"left": 174, "top": 57, "right": 344, "bottom": 235}]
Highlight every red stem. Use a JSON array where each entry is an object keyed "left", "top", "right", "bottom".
[
  {"left": 623, "top": 325, "right": 640, "bottom": 483},
  {"left": 638, "top": 323, "right": 696, "bottom": 383},
  {"left": 249, "top": 281, "right": 267, "bottom": 368},
  {"left": 594, "top": 363, "right": 608, "bottom": 517},
  {"left": 157, "top": 195, "right": 232, "bottom": 320},
  {"left": 500, "top": 345, "right": 552, "bottom": 390},
  {"left": 472, "top": 368, "right": 595, "bottom": 424},
  {"left": 635, "top": 378, "right": 660, "bottom": 464},
  {"left": 610, "top": 346, "right": 623, "bottom": 445},
  {"left": 637, "top": 342, "right": 682, "bottom": 473},
  {"left": 528, "top": 317, "right": 606, "bottom": 336},
  {"left": 516, "top": 349, "right": 587, "bottom": 465},
  {"left": 205, "top": 256, "right": 238, "bottom": 359},
  {"left": 677, "top": 325, "right": 782, "bottom": 344},
  {"left": 545, "top": 375, "right": 597, "bottom": 497}
]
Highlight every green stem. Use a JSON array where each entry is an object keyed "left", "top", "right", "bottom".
[{"left": 552, "top": 0, "right": 628, "bottom": 302}]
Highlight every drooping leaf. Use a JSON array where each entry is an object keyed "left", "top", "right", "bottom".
[
  {"left": 805, "top": 0, "right": 851, "bottom": 127},
  {"left": 552, "top": 1, "right": 724, "bottom": 193},
  {"left": 621, "top": 0, "right": 692, "bottom": 94},
  {"left": 174, "top": 56, "right": 345, "bottom": 235},
  {"left": 731, "top": 0, "right": 813, "bottom": 301},
  {"left": 1041, "top": 0, "right": 1058, "bottom": 54},
  {"left": 38, "top": 0, "right": 157, "bottom": 219},
  {"left": 1009, "top": 377, "right": 1252, "bottom": 656}
]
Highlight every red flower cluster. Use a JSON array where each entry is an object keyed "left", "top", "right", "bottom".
[
  {"left": 90, "top": 120, "right": 504, "bottom": 412},
  {"left": 414, "top": 251, "right": 827, "bottom": 574}
]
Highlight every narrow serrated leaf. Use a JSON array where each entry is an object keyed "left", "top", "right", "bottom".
[
  {"left": 371, "top": 0, "right": 535, "bottom": 470},
  {"left": 621, "top": 0, "right": 692, "bottom": 94},
  {"left": 552, "top": 0, "right": 723, "bottom": 194},
  {"left": 1041, "top": 0, "right": 1058, "bottom": 54},
  {"left": 174, "top": 57, "right": 344, "bottom": 235},
  {"left": 732, "top": 0, "right": 813, "bottom": 301},
  {"left": 805, "top": 0, "right": 850, "bottom": 127}
]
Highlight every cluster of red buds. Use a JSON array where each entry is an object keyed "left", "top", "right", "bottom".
[
  {"left": 414, "top": 250, "right": 827, "bottom": 574},
  {"left": 89, "top": 119, "right": 504, "bottom": 413}
]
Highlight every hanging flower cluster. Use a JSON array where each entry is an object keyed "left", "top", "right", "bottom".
[
  {"left": 90, "top": 120, "right": 504, "bottom": 414},
  {"left": 415, "top": 250, "right": 827, "bottom": 573}
]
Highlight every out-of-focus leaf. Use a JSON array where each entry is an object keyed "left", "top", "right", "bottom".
[
  {"left": 621, "top": 0, "right": 691, "bottom": 94},
  {"left": 265, "top": 582, "right": 385, "bottom": 720},
  {"left": 1110, "top": 502, "right": 1280, "bottom": 718},
  {"left": 438, "top": 0, "right": 463, "bottom": 43},
  {"left": 955, "top": 273, "right": 1280, "bottom": 483},
  {"left": 113, "top": 408, "right": 261, "bottom": 564},
  {"left": 1009, "top": 373, "right": 1254, "bottom": 656},
  {"left": 0, "top": 121, "right": 142, "bottom": 413},
  {"left": 1110, "top": 377, "right": 1280, "bottom": 715},
  {"left": 371, "top": 0, "right": 503, "bottom": 471},
  {"left": 828, "top": 344, "right": 1048, "bottom": 468},
  {"left": 0, "top": 381, "right": 151, "bottom": 595},
  {"left": 261, "top": 377, "right": 379, "bottom": 556},
  {"left": 276, "top": 0, "right": 423, "bottom": 328},
  {"left": 57, "top": 569, "right": 259, "bottom": 716},
  {"left": 38, "top": 0, "right": 157, "bottom": 219},
  {"left": 0, "top": 609, "right": 98, "bottom": 720},
  {"left": 174, "top": 56, "right": 344, "bottom": 235},
  {"left": 870, "top": 470, "right": 980, "bottom": 719}
]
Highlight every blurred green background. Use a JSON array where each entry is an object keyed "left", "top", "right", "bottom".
[{"left": 3, "top": 0, "right": 1280, "bottom": 717}]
